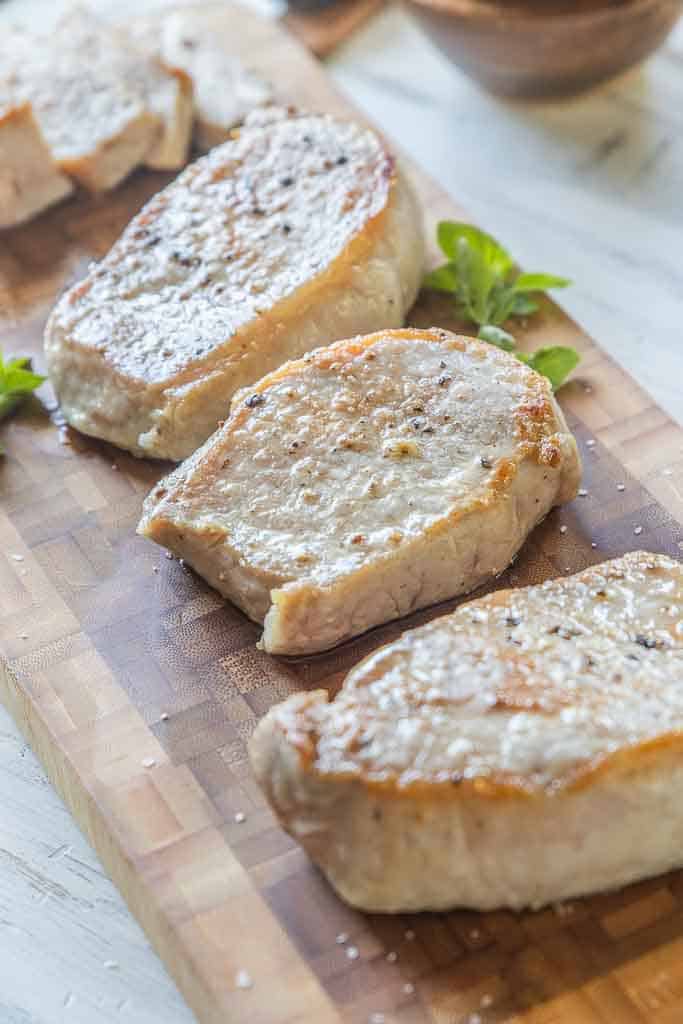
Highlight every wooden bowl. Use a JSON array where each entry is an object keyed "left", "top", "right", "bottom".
[{"left": 406, "top": 0, "right": 683, "bottom": 98}]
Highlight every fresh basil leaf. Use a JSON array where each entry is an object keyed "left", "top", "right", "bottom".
[
  {"left": 525, "top": 346, "right": 580, "bottom": 390},
  {"left": 513, "top": 273, "right": 571, "bottom": 293},
  {"left": 478, "top": 325, "right": 516, "bottom": 351},
  {"left": 460, "top": 239, "right": 494, "bottom": 325},
  {"left": 510, "top": 294, "right": 539, "bottom": 317},
  {"left": 423, "top": 263, "right": 459, "bottom": 294},
  {"left": 437, "top": 221, "right": 512, "bottom": 276},
  {"left": 488, "top": 282, "right": 520, "bottom": 326},
  {"left": 0, "top": 352, "right": 46, "bottom": 442},
  {"left": 1, "top": 364, "right": 46, "bottom": 395}
]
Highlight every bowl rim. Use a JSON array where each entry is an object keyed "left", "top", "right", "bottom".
[{"left": 406, "top": 0, "right": 677, "bottom": 24}]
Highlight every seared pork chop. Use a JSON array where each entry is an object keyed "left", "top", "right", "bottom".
[
  {"left": 2, "top": 15, "right": 160, "bottom": 192},
  {"left": 139, "top": 328, "right": 580, "bottom": 654},
  {"left": 251, "top": 552, "right": 683, "bottom": 912},
  {"left": 46, "top": 108, "right": 423, "bottom": 460},
  {"left": 0, "top": 102, "right": 73, "bottom": 228},
  {"left": 60, "top": 8, "right": 194, "bottom": 173},
  {"left": 131, "top": 9, "right": 273, "bottom": 151}
]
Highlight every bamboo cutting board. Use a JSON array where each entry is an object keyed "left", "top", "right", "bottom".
[{"left": 2, "top": 5, "right": 683, "bottom": 1023}]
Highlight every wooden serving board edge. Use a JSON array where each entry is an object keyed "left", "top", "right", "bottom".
[
  {"left": 1, "top": 5, "right": 683, "bottom": 1023},
  {"left": 0, "top": 657, "right": 340, "bottom": 1024},
  {"left": 0, "top": 659, "right": 214, "bottom": 1023}
]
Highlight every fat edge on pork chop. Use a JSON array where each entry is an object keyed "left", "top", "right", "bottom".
[
  {"left": 45, "top": 107, "right": 424, "bottom": 460},
  {"left": 250, "top": 551, "right": 683, "bottom": 912},
  {"left": 139, "top": 327, "right": 581, "bottom": 654}
]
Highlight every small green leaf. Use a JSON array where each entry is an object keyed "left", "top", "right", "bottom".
[
  {"left": 478, "top": 325, "right": 516, "bottom": 351},
  {"left": 2, "top": 364, "right": 46, "bottom": 395},
  {"left": 0, "top": 351, "right": 46, "bottom": 444},
  {"left": 510, "top": 294, "right": 539, "bottom": 317},
  {"left": 423, "top": 263, "right": 459, "bottom": 294},
  {"left": 513, "top": 273, "right": 571, "bottom": 293},
  {"left": 437, "top": 221, "right": 512, "bottom": 275},
  {"left": 525, "top": 346, "right": 580, "bottom": 390}
]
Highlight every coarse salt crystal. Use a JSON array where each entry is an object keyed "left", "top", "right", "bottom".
[
  {"left": 591, "top": 542, "right": 597, "bottom": 549},
  {"left": 103, "top": 960, "right": 118, "bottom": 970},
  {"left": 142, "top": 757, "right": 156, "bottom": 769},
  {"left": 11, "top": 554, "right": 24, "bottom": 562},
  {"left": 404, "top": 929, "right": 415, "bottom": 941},
  {"left": 165, "top": 551, "right": 173, "bottom": 559},
  {"left": 663, "top": 468, "right": 673, "bottom": 477},
  {"left": 634, "top": 526, "right": 643, "bottom": 535},
  {"left": 386, "top": 951, "right": 398, "bottom": 963},
  {"left": 469, "top": 928, "right": 481, "bottom": 941},
  {"left": 617, "top": 483, "right": 625, "bottom": 492},
  {"left": 369, "top": 1014, "right": 385, "bottom": 1024},
  {"left": 160, "top": 712, "right": 169, "bottom": 721},
  {"left": 335, "top": 932, "right": 348, "bottom": 944},
  {"left": 481, "top": 994, "right": 493, "bottom": 1008},
  {"left": 235, "top": 969, "right": 252, "bottom": 990},
  {"left": 346, "top": 945, "right": 359, "bottom": 960},
  {"left": 559, "top": 525, "right": 568, "bottom": 534},
  {"left": 234, "top": 811, "right": 246, "bottom": 824},
  {"left": 586, "top": 439, "right": 596, "bottom": 448},
  {"left": 403, "top": 983, "right": 415, "bottom": 996},
  {"left": 578, "top": 489, "right": 588, "bottom": 497}
]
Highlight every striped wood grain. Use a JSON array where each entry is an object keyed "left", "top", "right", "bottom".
[{"left": 1, "top": 4, "right": 683, "bottom": 1023}]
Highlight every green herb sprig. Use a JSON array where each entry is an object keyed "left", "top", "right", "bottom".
[
  {"left": 424, "top": 221, "right": 579, "bottom": 390},
  {"left": 0, "top": 351, "right": 46, "bottom": 452}
]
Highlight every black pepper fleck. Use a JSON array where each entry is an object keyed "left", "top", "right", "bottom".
[
  {"left": 480, "top": 456, "right": 493, "bottom": 469},
  {"left": 336, "top": 155, "right": 348, "bottom": 165},
  {"left": 635, "top": 635, "right": 660, "bottom": 649},
  {"left": 171, "top": 251, "right": 199, "bottom": 268},
  {"left": 549, "top": 625, "right": 581, "bottom": 639},
  {"left": 280, "top": 176, "right": 294, "bottom": 187},
  {"left": 245, "top": 394, "right": 265, "bottom": 409}
]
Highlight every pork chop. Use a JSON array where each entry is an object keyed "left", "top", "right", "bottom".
[
  {"left": 59, "top": 8, "right": 194, "bottom": 173},
  {"left": 46, "top": 108, "right": 424, "bottom": 460},
  {"left": 0, "top": 102, "right": 73, "bottom": 229},
  {"left": 250, "top": 551, "right": 683, "bottom": 912},
  {"left": 138, "top": 328, "right": 581, "bottom": 654},
  {"left": 131, "top": 9, "right": 273, "bottom": 151},
  {"left": 1, "top": 15, "right": 161, "bottom": 192}
]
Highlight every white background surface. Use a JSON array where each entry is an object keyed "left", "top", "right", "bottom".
[{"left": 1, "top": 2, "right": 682, "bottom": 1021}]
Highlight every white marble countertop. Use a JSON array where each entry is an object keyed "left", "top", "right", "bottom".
[{"left": 1, "top": 3, "right": 682, "bottom": 1022}]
